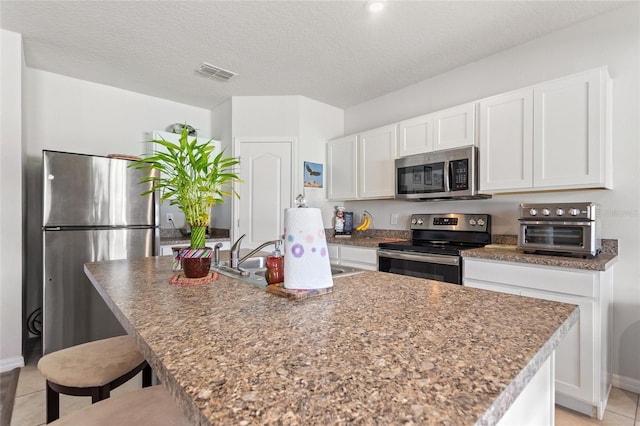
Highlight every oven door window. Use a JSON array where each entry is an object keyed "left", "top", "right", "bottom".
[
  {"left": 523, "top": 225, "right": 585, "bottom": 247},
  {"left": 378, "top": 256, "right": 461, "bottom": 284},
  {"left": 397, "top": 162, "right": 445, "bottom": 195}
]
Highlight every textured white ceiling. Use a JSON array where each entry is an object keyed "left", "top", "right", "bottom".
[{"left": 0, "top": 1, "right": 627, "bottom": 109}]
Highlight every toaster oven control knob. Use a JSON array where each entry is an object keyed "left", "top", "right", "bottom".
[
  {"left": 529, "top": 208, "right": 538, "bottom": 216},
  {"left": 542, "top": 208, "right": 551, "bottom": 216},
  {"left": 569, "top": 208, "right": 580, "bottom": 216},
  {"left": 556, "top": 208, "right": 565, "bottom": 216},
  {"left": 469, "top": 219, "right": 477, "bottom": 226},
  {"left": 477, "top": 219, "right": 485, "bottom": 226}
]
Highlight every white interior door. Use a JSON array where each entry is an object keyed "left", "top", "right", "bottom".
[{"left": 234, "top": 138, "right": 295, "bottom": 248}]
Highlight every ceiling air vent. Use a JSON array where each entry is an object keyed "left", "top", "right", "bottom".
[{"left": 195, "top": 62, "right": 238, "bottom": 82}]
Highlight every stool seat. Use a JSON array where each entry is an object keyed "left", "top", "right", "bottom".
[
  {"left": 38, "top": 335, "right": 152, "bottom": 423},
  {"left": 38, "top": 336, "right": 144, "bottom": 388},
  {"left": 50, "top": 386, "right": 190, "bottom": 426}
]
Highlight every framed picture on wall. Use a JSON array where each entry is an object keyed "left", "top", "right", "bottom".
[{"left": 304, "top": 161, "right": 323, "bottom": 188}]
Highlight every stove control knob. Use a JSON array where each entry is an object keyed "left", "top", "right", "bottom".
[
  {"left": 529, "top": 208, "right": 538, "bottom": 216},
  {"left": 411, "top": 218, "right": 417, "bottom": 225},
  {"left": 477, "top": 219, "right": 485, "bottom": 226},
  {"left": 569, "top": 208, "right": 581, "bottom": 216},
  {"left": 556, "top": 208, "right": 565, "bottom": 216},
  {"left": 542, "top": 208, "right": 551, "bottom": 216},
  {"left": 417, "top": 219, "right": 424, "bottom": 225},
  {"left": 469, "top": 219, "right": 477, "bottom": 226}
]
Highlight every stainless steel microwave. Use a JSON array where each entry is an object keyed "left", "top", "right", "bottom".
[{"left": 395, "top": 146, "right": 489, "bottom": 201}]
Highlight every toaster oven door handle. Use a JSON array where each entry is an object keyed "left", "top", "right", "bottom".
[
  {"left": 519, "top": 220, "right": 594, "bottom": 226},
  {"left": 377, "top": 249, "right": 460, "bottom": 266}
]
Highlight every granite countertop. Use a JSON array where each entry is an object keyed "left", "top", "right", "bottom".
[
  {"left": 461, "top": 245, "right": 618, "bottom": 272},
  {"left": 84, "top": 256, "right": 577, "bottom": 425},
  {"left": 160, "top": 236, "right": 231, "bottom": 246},
  {"left": 325, "top": 229, "right": 410, "bottom": 248}
]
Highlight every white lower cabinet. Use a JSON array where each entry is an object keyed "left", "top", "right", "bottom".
[
  {"left": 327, "top": 244, "right": 378, "bottom": 271},
  {"left": 463, "top": 258, "right": 613, "bottom": 419}
]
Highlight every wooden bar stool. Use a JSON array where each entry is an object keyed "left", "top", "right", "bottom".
[
  {"left": 49, "top": 385, "right": 190, "bottom": 425},
  {"left": 37, "top": 335, "right": 152, "bottom": 423}
]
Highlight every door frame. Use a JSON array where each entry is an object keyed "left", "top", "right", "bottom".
[{"left": 232, "top": 136, "right": 298, "bottom": 246}]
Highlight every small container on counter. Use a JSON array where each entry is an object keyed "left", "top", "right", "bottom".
[{"left": 265, "top": 248, "right": 284, "bottom": 285}]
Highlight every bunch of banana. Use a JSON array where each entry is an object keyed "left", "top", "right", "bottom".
[{"left": 355, "top": 210, "right": 372, "bottom": 231}]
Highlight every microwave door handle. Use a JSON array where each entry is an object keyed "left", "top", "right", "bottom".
[{"left": 445, "top": 161, "right": 452, "bottom": 192}]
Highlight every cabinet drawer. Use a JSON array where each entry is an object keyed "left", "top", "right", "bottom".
[{"left": 464, "top": 259, "right": 596, "bottom": 297}]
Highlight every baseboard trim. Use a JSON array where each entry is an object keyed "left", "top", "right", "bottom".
[
  {"left": 0, "top": 356, "right": 25, "bottom": 373},
  {"left": 612, "top": 374, "right": 640, "bottom": 394}
]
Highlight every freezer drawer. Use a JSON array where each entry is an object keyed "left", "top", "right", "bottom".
[{"left": 43, "top": 228, "right": 156, "bottom": 354}]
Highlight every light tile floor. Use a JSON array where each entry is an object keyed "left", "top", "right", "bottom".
[{"left": 10, "top": 349, "right": 640, "bottom": 425}]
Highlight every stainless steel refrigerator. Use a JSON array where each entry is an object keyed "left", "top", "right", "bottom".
[{"left": 42, "top": 150, "right": 159, "bottom": 355}]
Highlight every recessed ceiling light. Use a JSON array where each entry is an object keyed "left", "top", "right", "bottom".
[{"left": 366, "top": 0, "right": 385, "bottom": 13}]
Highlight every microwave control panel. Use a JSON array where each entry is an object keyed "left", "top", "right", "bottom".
[{"left": 451, "top": 159, "right": 469, "bottom": 191}]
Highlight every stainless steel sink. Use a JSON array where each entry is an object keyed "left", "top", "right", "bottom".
[{"left": 212, "top": 256, "right": 364, "bottom": 287}]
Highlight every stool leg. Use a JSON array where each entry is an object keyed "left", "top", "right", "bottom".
[
  {"left": 142, "top": 363, "right": 152, "bottom": 388},
  {"left": 45, "top": 381, "right": 60, "bottom": 423},
  {"left": 91, "top": 385, "right": 110, "bottom": 403}
]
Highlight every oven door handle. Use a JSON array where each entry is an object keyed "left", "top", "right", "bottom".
[
  {"left": 519, "top": 220, "right": 593, "bottom": 226},
  {"left": 377, "top": 249, "right": 459, "bottom": 266}
]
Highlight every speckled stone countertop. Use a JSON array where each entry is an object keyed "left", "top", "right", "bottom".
[
  {"left": 325, "top": 229, "right": 410, "bottom": 248},
  {"left": 462, "top": 238, "right": 618, "bottom": 271},
  {"left": 160, "top": 236, "right": 231, "bottom": 246},
  {"left": 84, "top": 256, "right": 577, "bottom": 425}
]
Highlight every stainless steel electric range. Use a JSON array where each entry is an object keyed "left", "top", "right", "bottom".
[{"left": 378, "top": 213, "right": 491, "bottom": 284}]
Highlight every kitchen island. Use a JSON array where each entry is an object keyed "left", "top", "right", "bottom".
[{"left": 84, "top": 256, "right": 577, "bottom": 425}]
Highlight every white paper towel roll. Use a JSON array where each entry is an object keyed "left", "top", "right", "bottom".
[{"left": 283, "top": 208, "right": 333, "bottom": 290}]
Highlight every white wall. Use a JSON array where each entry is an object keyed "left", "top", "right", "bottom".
[
  {"left": 22, "top": 69, "right": 214, "bottom": 336},
  {"left": 343, "top": 5, "right": 640, "bottom": 391},
  {"left": 220, "top": 96, "right": 344, "bottom": 228},
  {"left": 210, "top": 99, "right": 233, "bottom": 230},
  {"left": 0, "top": 29, "right": 26, "bottom": 372},
  {"left": 298, "top": 97, "right": 344, "bottom": 225}
]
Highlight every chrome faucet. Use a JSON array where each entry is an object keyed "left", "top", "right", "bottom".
[
  {"left": 230, "top": 234, "right": 246, "bottom": 269},
  {"left": 230, "top": 234, "right": 283, "bottom": 270}
]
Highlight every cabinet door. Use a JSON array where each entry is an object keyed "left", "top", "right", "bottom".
[
  {"left": 358, "top": 124, "right": 397, "bottom": 199},
  {"left": 433, "top": 103, "right": 476, "bottom": 150},
  {"left": 533, "top": 68, "right": 609, "bottom": 188},
  {"left": 327, "top": 135, "right": 358, "bottom": 200},
  {"left": 479, "top": 89, "right": 533, "bottom": 192},
  {"left": 520, "top": 289, "right": 595, "bottom": 403},
  {"left": 339, "top": 245, "right": 378, "bottom": 270},
  {"left": 398, "top": 114, "right": 433, "bottom": 157}
]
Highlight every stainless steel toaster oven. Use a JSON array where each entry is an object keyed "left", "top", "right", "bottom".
[{"left": 517, "top": 202, "right": 601, "bottom": 258}]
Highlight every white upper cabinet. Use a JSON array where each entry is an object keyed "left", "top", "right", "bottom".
[
  {"left": 358, "top": 124, "right": 397, "bottom": 199},
  {"left": 327, "top": 134, "right": 359, "bottom": 200},
  {"left": 433, "top": 103, "right": 476, "bottom": 151},
  {"left": 398, "top": 103, "right": 476, "bottom": 157},
  {"left": 327, "top": 124, "right": 397, "bottom": 201},
  {"left": 398, "top": 114, "right": 433, "bottom": 157},
  {"left": 533, "top": 68, "right": 611, "bottom": 189},
  {"left": 479, "top": 67, "right": 612, "bottom": 193},
  {"left": 479, "top": 89, "right": 533, "bottom": 191}
]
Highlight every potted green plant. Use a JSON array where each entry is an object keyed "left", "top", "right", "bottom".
[{"left": 132, "top": 127, "right": 240, "bottom": 278}]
